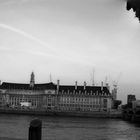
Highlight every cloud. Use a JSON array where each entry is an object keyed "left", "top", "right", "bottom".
[
  {"left": 0, "top": 23, "right": 94, "bottom": 66},
  {"left": 0, "top": 23, "right": 57, "bottom": 54}
]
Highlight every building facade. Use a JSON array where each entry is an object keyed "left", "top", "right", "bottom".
[{"left": 0, "top": 73, "right": 113, "bottom": 112}]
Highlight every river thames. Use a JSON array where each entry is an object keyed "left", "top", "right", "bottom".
[{"left": 0, "top": 114, "right": 140, "bottom": 140}]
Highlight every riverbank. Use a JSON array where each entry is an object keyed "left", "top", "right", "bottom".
[{"left": 0, "top": 108, "right": 122, "bottom": 118}]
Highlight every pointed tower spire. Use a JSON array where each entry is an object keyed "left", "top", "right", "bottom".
[{"left": 30, "top": 71, "right": 35, "bottom": 88}]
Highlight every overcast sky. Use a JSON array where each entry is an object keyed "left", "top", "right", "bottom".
[{"left": 0, "top": 0, "right": 139, "bottom": 103}]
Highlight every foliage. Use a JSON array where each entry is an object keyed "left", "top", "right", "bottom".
[
  {"left": 126, "top": 0, "right": 140, "bottom": 21},
  {"left": 113, "top": 100, "right": 122, "bottom": 109}
]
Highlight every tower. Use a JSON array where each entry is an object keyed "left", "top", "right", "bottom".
[{"left": 30, "top": 72, "right": 35, "bottom": 88}]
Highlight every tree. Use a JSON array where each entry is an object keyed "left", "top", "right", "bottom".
[
  {"left": 126, "top": 0, "right": 140, "bottom": 21},
  {"left": 113, "top": 100, "right": 122, "bottom": 109}
]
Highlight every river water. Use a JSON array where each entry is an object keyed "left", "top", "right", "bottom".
[{"left": 0, "top": 114, "right": 140, "bottom": 140}]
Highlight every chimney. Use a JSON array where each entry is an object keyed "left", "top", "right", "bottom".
[
  {"left": 57, "top": 80, "right": 60, "bottom": 91},
  {"left": 75, "top": 81, "right": 77, "bottom": 90},
  {"left": 84, "top": 81, "right": 86, "bottom": 90},
  {"left": 101, "top": 81, "right": 103, "bottom": 91}
]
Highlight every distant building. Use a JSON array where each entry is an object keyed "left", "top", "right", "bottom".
[
  {"left": 0, "top": 72, "right": 113, "bottom": 112},
  {"left": 127, "top": 94, "right": 136, "bottom": 105}
]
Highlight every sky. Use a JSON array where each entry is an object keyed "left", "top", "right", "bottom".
[{"left": 0, "top": 0, "right": 139, "bottom": 103}]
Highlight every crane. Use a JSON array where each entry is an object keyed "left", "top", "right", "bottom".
[
  {"left": 113, "top": 72, "right": 122, "bottom": 89},
  {"left": 108, "top": 72, "right": 122, "bottom": 100}
]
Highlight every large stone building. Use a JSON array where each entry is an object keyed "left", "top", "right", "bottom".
[{"left": 0, "top": 72, "right": 113, "bottom": 112}]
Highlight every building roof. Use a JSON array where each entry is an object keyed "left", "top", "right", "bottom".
[
  {"left": 0, "top": 82, "right": 56, "bottom": 90},
  {"left": 0, "top": 82, "right": 111, "bottom": 95},
  {"left": 59, "top": 85, "right": 110, "bottom": 95}
]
